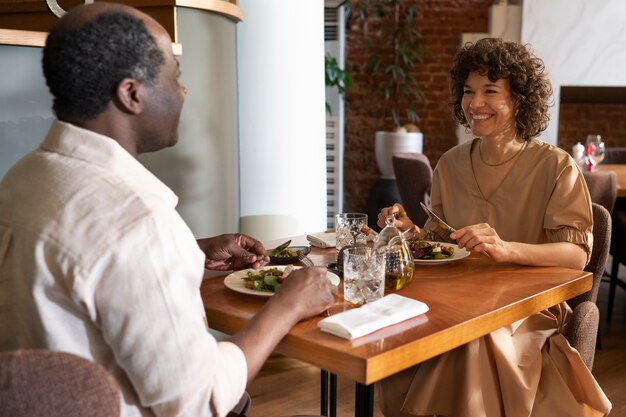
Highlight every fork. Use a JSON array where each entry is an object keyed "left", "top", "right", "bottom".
[{"left": 300, "top": 256, "right": 314, "bottom": 267}]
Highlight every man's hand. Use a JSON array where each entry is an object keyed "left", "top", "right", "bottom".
[
  {"left": 271, "top": 267, "right": 338, "bottom": 322},
  {"left": 229, "top": 266, "right": 337, "bottom": 382},
  {"left": 197, "top": 234, "right": 268, "bottom": 271}
]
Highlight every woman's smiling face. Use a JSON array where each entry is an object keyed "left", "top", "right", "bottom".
[{"left": 462, "top": 71, "right": 517, "bottom": 141}]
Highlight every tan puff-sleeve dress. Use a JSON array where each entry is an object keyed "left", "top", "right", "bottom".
[{"left": 378, "top": 138, "right": 611, "bottom": 417}]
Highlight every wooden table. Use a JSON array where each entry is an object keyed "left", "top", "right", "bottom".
[
  {"left": 201, "top": 235, "right": 592, "bottom": 417},
  {"left": 598, "top": 164, "right": 626, "bottom": 197}
]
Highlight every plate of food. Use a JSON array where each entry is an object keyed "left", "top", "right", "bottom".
[
  {"left": 265, "top": 240, "right": 312, "bottom": 264},
  {"left": 224, "top": 265, "right": 340, "bottom": 297},
  {"left": 409, "top": 240, "right": 470, "bottom": 265}
]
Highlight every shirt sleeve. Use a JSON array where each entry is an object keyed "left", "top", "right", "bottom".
[{"left": 87, "top": 207, "right": 247, "bottom": 417}]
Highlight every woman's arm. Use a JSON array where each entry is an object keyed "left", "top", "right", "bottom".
[
  {"left": 451, "top": 224, "right": 588, "bottom": 269},
  {"left": 503, "top": 241, "right": 587, "bottom": 269}
]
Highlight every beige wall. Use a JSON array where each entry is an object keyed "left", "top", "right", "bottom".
[
  {"left": 0, "top": 44, "right": 53, "bottom": 179},
  {"left": 0, "top": 7, "right": 240, "bottom": 237},
  {"left": 140, "top": 8, "right": 240, "bottom": 237}
]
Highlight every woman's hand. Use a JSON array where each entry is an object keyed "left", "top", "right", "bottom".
[
  {"left": 377, "top": 203, "right": 415, "bottom": 232},
  {"left": 451, "top": 223, "right": 511, "bottom": 261},
  {"left": 198, "top": 233, "right": 269, "bottom": 271}
]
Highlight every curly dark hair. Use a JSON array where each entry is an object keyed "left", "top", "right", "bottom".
[
  {"left": 449, "top": 38, "right": 552, "bottom": 141},
  {"left": 42, "top": 12, "right": 165, "bottom": 121}
]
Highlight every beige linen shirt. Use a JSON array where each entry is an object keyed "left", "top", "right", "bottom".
[{"left": 0, "top": 121, "right": 247, "bottom": 417}]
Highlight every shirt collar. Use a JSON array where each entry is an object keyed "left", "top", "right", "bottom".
[{"left": 41, "top": 120, "right": 178, "bottom": 206}]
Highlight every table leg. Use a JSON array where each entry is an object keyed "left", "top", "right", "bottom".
[
  {"left": 330, "top": 373, "right": 337, "bottom": 417},
  {"left": 355, "top": 382, "right": 374, "bottom": 417},
  {"left": 320, "top": 370, "right": 328, "bottom": 416},
  {"left": 320, "top": 370, "right": 338, "bottom": 417}
]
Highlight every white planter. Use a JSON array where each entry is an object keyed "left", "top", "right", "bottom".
[{"left": 375, "top": 131, "right": 424, "bottom": 179}]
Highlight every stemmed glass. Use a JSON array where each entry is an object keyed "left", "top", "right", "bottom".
[{"left": 586, "top": 134, "right": 606, "bottom": 167}]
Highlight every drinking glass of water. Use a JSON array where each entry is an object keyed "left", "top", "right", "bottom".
[{"left": 343, "top": 246, "right": 385, "bottom": 306}]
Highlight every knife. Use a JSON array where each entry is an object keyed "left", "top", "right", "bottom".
[
  {"left": 420, "top": 203, "right": 456, "bottom": 233},
  {"left": 419, "top": 203, "right": 490, "bottom": 257},
  {"left": 269, "top": 240, "right": 291, "bottom": 256}
]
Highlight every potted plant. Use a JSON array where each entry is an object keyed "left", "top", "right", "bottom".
[
  {"left": 325, "top": 53, "right": 352, "bottom": 115},
  {"left": 349, "top": 0, "right": 427, "bottom": 178}
]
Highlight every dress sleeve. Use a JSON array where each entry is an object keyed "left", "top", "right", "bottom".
[
  {"left": 90, "top": 208, "right": 247, "bottom": 417},
  {"left": 544, "top": 162, "right": 593, "bottom": 264}
]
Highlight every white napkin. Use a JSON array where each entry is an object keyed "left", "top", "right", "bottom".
[
  {"left": 306, "top": 231, "right": 375, "bottom": 248},
  {"left": 306, "top": 232, "right": 336, "bottom": 248},
  {"left": 318, "top": 294, "right": 429, "bottom": 340}
]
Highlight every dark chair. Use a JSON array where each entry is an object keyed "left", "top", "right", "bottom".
[
  {"left": 564, "top": 203, "right": 611, "bottom": 370},
  {"left": 0, "top": 349, "right": 120, "bottom": 417},
  {"left": 582, "top": 170, "right": 617, "bottom": 213},
  {"left": 601, "top": 146, "right": 626, "bottom": 164},
  {"left": 598, "top": 147, "right": 626, "bottom": 321},
  {"left": 608, "top": 210, "right": 626, "bottom": 321},
  {"left": 392, "top": 152, "right": 433, "bottom": 227}
]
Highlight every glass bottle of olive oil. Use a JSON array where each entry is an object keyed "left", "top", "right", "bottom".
[{"left": 373, "top": 216, "right": 414, "bottom": 291}]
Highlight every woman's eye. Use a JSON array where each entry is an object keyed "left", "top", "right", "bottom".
[{"left": 463, "top": 90, "right": 473, "bottom": 95}]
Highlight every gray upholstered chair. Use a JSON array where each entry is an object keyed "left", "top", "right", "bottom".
[
  {"left": 608, "top": 210, "right": 626, "bottom": 321},
  {"left": 0, "top": 349, "right": 120, "bottom": 417},
  {"left": 563, "top": 301, "right": 600, "bottom": 371},
  {"left": 599, "top": 147, "right": 626, "bottom": 321},
  {"left": 564, "top": 203, "right": 611, "bottom": 370},
  {"left": 581, "top": 169, "right": 618, "bottom": 324},
  {"left": 392, "top": 152, "right": 433, "bottom": 228}
]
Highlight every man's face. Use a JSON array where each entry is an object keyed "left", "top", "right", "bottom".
[{"left": 136, "top": 20, "right": 187, "bottom": 153}]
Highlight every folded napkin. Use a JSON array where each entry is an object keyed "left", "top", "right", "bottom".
[
  {"left": 318, "top": 294, "right": 429, "bottom": 340},
  {"left": 306, "top": 232, "right": 336, "bottom": 248},
  {"left": 306, "top": 231, "right": 376, "bottom": 248}
]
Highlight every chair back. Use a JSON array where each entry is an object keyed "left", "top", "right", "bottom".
[
  {"left": 582, "top": 170, "right": 617, "bottom": 213},
  {"left": 569, "top": 202, "right": 611, "bottom": 309},
  {"left": 602, "top": 146, "right": 626, "bottom": 164},
  {"left": 240, "top": 214, "right": 298, "bottom": 242},
  {"left": 392, "top": 152, "right": 433, "bottom": 227},
  {"left": 0, "top": 349, "right": 120, "bottom": 417},
  {"left": 563, "top": 203, "right": 610, "bottom": 371}
]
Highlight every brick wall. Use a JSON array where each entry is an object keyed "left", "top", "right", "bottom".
[
  {"left": 343, "top": 0, "right": 493, "bottom": 213},
  {"left": 558, "top": 103, "right": 626, "bottom": 152}
]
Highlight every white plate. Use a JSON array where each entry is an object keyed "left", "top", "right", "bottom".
[
  {"left": 224, "top": 265, "right": 340, "bottom": 297},
  {"left": 412, "top": 241, "right": 470, "bottom": 265}
]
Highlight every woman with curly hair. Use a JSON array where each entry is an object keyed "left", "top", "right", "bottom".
[{"left": 377, "top": 38, "right": 611, "bottom": 417}]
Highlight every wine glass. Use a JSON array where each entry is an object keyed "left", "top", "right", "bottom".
[{"left": 586, "top": 134, "right": 606, "bottom": 166}]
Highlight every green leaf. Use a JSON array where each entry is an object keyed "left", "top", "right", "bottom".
[{"left": 351, "top": 0, "right": 430, "bottom": 127}]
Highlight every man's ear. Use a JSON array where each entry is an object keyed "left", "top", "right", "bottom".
[{"left": 113, "top": 78, "right": 142, "bottom": 115}]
